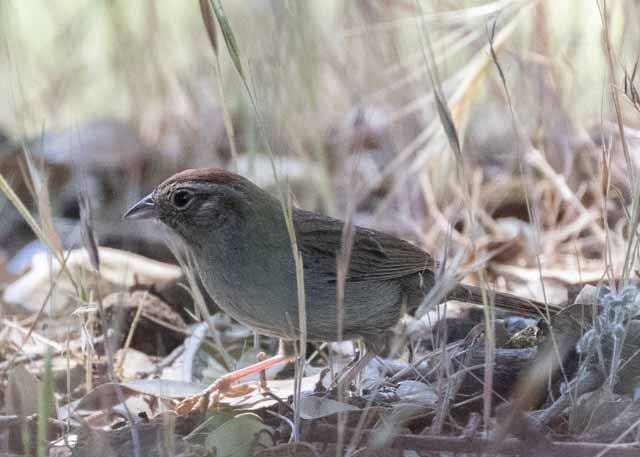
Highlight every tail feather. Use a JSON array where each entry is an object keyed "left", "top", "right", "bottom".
[{"left": 448, "top": 284, "right": 561, "bottom": 319}]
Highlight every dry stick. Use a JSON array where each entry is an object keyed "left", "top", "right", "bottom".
[
  {"left": 486, "top": 10, "right": 550, "bottom": 314},
  {"left": 480, "top": 274, "right": 496, "bottom": 432},
  {"left": 448, "top": 174, "right": 503, "bottom": 236},
  {"left": 0, "top": 335, "right": 100, "bottom": 372},
  {"left": 304, "top": 424, "right": 640, "bottom": 456},
  {"left": 343, "top": 373, "right": 389, "bottom": 457},
  {"left": 543, "top": 210, "right": 601, "bottom": 247},
  {"left": 283, "top": 198, "right": 307, "bottom": 444},
  {"left": 430, "top": 298, "right": 454, "bottom": 435},
  {"left": 527, "top": 148, "right": 606, "bottom": 243},
  {"left": 416, "top": 11, "right": 462, "bottom": 434},
  {"left": 0, "top": 414, "right": 75, "bottom": 433},
  {"left": 114, "top": 291, "right": 147, "bottom": 375},
  {"left": 486, "top": 11, "right": 576, "bottom": 427},
  {"left": 65, "top": 336, "right": 71, "bottom": 437},
  {"left": 596, "top": 0, "right": 640, "bottom": 403},
  {"left": 136, "top": 345, "right": 185, "bottom": 379},
  {"left": 598, "top": 0, "right": 633, "bottom": 181},
  {"left": 418, "top": 172, "right": 470, "bottom": 247},
  {"left": 0, "top": 249, "right": 72, "bottom": 377},
  {"left": 430, "top": 333, "right": 476, "bottom": 434},
  {"left": 78, "top": 185, "right": 141, "bottom": 457},
  {"left": 334, "top": 149, "right": 362, "bottom": 456},
  {"left": 2, "top": 320, "right": 64, "bottom": 352},
  {"left": 91, "top": 275, "right": 141, "bottom": 457},
  {"left": 0, "top": 171, "right": 81, "bottom": 377},
  {"left": 599, "top": 125, "right": 617, "bottom": 290},
  {"left": 595, "top": 413, "right": 640, "bottom": 457},
  {"left": 599, "top": 0, "right": 639, "bottom": 286},
  {"left": 389, "top": 351, "right": 437, "bottom": 383},
  {"left": 128, "top": 312, "right": 188, "bottom": 337},
  {"left": 450, "top": 361, "right": 511, "bottom": 406}
]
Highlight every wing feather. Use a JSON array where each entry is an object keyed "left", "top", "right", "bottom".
[{"left": 295, "top": 209, "right": 434, "bottom": 282}]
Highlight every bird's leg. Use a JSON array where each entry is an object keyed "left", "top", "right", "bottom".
[
  {"left": 256, "top": 351, "right": 268, "bottom": 390},
  {"left": 175, "top": 351, "right": 294, "bottom": 415}
]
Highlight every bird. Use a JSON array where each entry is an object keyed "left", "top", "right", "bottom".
[{"left": 124, "top": 168, "right": 561, "bottom": 413}]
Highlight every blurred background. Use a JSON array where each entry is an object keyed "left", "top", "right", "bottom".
[
  {"left": 1, "top": 0, "right": 637, "bottom": 269},
  {"left": 1, "top": 0, "right": 640, "bottom": 309},
  {"left": 3, "top": 1, "right": 640, "bottom": 453}
]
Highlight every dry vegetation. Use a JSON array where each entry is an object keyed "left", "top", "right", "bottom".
[{"left": 2, "top": 0, "right": 640, "bottom": 456}]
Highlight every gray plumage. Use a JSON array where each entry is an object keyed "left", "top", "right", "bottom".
[{"left": 125, "top": 168, "right": 561, "bottom": 355}]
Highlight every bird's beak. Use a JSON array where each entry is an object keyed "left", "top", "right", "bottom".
[{"left": 123, "top": 193, "right": 158, "bottom": 220}]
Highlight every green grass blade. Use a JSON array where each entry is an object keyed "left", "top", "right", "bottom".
[
  {"left": 211, "top": 0, "right": 243, "bottom": 78},
  {"left": 0, "top": 172, "right": 63, "bottom": 264}
]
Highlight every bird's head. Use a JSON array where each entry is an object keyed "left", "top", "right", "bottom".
[{"left": 124, "top": 168, "right": 277, "bottom": 247}]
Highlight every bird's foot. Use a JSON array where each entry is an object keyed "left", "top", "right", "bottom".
[
  {"left": 175, "top": 377, "right": 258, "bottom": 415},
  {"left": 174, "top": 353, "right": 292, "bottom": 415}
]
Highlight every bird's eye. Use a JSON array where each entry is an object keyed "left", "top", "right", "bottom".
[{"left": 172, "top": 190, "right": 194, "bottom": 209}]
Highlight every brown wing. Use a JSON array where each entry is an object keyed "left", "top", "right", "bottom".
[
  {"left": 294, "top": 209, "right": 434, "bottom": 282},
  {"left": 294, "top": 209, "right": 562, "bottom": 317}
]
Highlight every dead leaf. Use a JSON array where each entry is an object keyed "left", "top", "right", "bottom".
[
  {"left": 115, "top": 348, "right": 155, "bottom": 380},
  {"left": 3, "top": 247, "right": 181, "bottom": 314},
  {"left": 203, "top": 413, "right": 270, "bottom": 457},
  {"left": 298, "top": 395, "right": 360, "bottom": 420},
  {"left": 395, "top": 380, "right": 437, "bottom": 407},
  {"left": 254, "top": 443, "right": 319, "bottom": 457},
  {"left": 73, "top": 380, "right": 208, "bottom": 413},
  {"left": 6, "top": 364, "right": 40, "bottom": 416}
]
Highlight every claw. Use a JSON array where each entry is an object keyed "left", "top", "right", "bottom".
[
  {"left": 174, "top": 352, "right": 293, "bottom": 415},
  {"left": 175, "top": 378, "right": 258, "bottom": 415}
]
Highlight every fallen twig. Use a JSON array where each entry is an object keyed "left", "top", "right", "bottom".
[{"left": 302, "top": 424, "right": 640, "bottom": 456}]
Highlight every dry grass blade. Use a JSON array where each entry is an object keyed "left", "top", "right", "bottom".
[
  {"left": 345, "top": 0, "right": 524, "bottom": 36},
  {"left": 414, "top": 1, "right": 465, "bottom": 196},
  {"left": 368, "top": 3, "right": 534, "bottom": 222},
  {"left": 200, "top": 0, "right": 237, "bottom": 161},
  {"left": 21, "top": 150, "right": 62, "bottom": 255},
  {"left": 598, "top": 0, "right": 632, "bottom": 182},
  {"left": 0, "top": 249, "right": 72, "bottom": 378},
  {"left": 79, "top": 191, "right": 100, "bottom": 272},
  {"left": 598, "top": 0, "right": 640, "bottom": 286},
  {"left": 199, "top": 0, "right": 218, "bottom": 56},
  {"left": 623, "top": 59, "right": 640, "bottom": 113},
  {"left": 415, "top": 0, "right": 505, "bottom": 433},
  {"left": 485, "top": 8, "right": 551, "bottom": 313},
  {"left": 527, "top": 148, "right": 606, "bottom": 242},
  {"left": 414, "top": 11, "right": 462, "bottom": 167},
  {"left": 36, "top": 351, "right": 54, "bottom": 457},
  {"left": 0, "top": 172, "right": 63, "bottom": 265},
  {"left": 483, "top": 7, "right": 571, "bottom": 437},
  {"left": 203, "top": 0, "right": 308, "bottom": 441},
  {"left": 210, "top": 0, "right": 243, "bottom": 78},
  {"left": 8, "top": 0, "right": 640, "bottom": 454}
]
